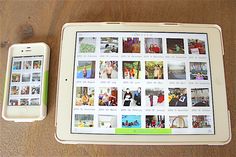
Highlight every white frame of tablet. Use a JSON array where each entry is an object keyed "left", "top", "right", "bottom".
[
  {"left": 55, "top": 23, "right": 231, "bottom": 145},
  {"left": 2, "top": 43, "right": 50, "bottom": 122}
]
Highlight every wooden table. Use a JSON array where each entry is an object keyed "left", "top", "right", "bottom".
[{"left": 0, "top": 0, "right": 235, "bottom": 156}]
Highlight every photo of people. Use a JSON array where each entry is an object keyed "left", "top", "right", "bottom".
[
  {"left": 9, "top": 99, "right": 19, "bottom": 106},
  {"left": 77, "top": 61, "right": 96, "bottom": 79},
  {"left": 23, "top": 61, "right": 32, "bottom": 69},
  {"left": 74, "top": 114, "right": 94, "bottom": 128},
  {"left": 79, "top": 37, "right": 96, "bottom": 53},
  {"left": 12, "top": 61, "right": 21, "bottom": 70},
  {"left": 99, "top": 61, "right": 118, "bottom": 79},
  {"left": 21, "top": 86, "right": 30, "bottom": 95},
  {"left": 168, "top": 62, "right": 186, "bottom": 80},
  {"left": 76, "top": 87, "right": 94, "bottom": 106},
  {"left": 122, "top": 61, "right": 141, "bottom": 79},
  {"left": 10, "top": 86, "right": 19, "bottom": 95},
  {"left": 190, "top": 62, "right": 208, "bottom": 80},
  {"left": 145, "top": 38, "right": 162, "bottom": 53},
  {"left": 32, "top": 73, "right": 41, "bottom": 82},
  {"left": 145, "top": 88, "right": 164, "bottom": 107},
  {"left": 31, "top": 85, "right": 40, "bottom": 95},
  {"left": 98, "top": 115, "right": 117, "bottom": 128},
  {"left": 22, "top": 73, "right": 31, "bottom": 82},
  {"left": 145, "top": 61, "right": 163, "bottom": 79},
  {"left": 122, "top": 87, "right": 141, "bottom": 107},
  {"left": 33, "top": 60, "right": 42, "bottom": 69},
  {"left": 30, "top": 98, "right": 40, "bottom": 106},
  {"left": 192, "top": 115, "right": 211, "bottom": 128},
  {"left": 98, "top": 87, "right": 117, "bottom": 106},
  {"left": 11, "top": 73, "right": 21, "bottom": 82},
  {"left": 168, "top": 88, "right": 187, "bottom": 107},
  {"left": 188, "top": 39, "right": 206, "bottom": 54},
  {"left": 100, "top": 37, "right": 118, "bottom": 53},
  {"left": 146, "top": 115, "right": 165, "bottom": 128},
  {"left": 123, "top": 37, "right": 140, "bottom": 53},
  {"left": 191, "top": 88, "right": 209, "bottom": 107},
  {"left": 169, "top": 115, "right": 188, "bottom": 128},
  {"left": 122, "top": 115, "right": 141, "bottom": 128},
  {"left": 167, "top": 38, "right": 184, "bottom": 54},
  {"left": 20, "top": 98, "right": 29, "bottom": 106}
]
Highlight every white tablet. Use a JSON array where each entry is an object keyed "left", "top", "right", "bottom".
[{"left": 55, "top": 23, "right": 231, "bottom": 145}]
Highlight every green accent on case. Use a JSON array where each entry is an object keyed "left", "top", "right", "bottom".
[
  {"left": 43, "top": 71, "right": 49, "bottom": 106},
  {"left": 115, "top": 128, "right": 172, "bottom": 134}
]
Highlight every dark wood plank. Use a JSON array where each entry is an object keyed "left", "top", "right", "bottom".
[{"left": 0, "top": 0, "right": 235, "bottom": 156}]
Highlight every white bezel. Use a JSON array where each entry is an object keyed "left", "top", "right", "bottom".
[{"left": 55, "top": 23, "right": 231, "bottom": 145}]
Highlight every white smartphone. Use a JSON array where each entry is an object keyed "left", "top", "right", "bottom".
[{"left": 2, "top": 43, "right": 50, "bottom": 122}]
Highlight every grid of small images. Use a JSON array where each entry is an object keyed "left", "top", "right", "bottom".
[
  {"left": 72, "top": 32, "right": 213, "bottom": 135},
  {"left": 8, "top": 56, "right": 43, "bottom": 106}
]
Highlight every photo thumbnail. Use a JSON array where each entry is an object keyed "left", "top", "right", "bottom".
[
  {"left": 122, "top": 87, "right": 141, "bottom": 107},
  {"left": 99, "top": 61, "right": 118, "bottom": 79},
  {"left": 122, "top": 115, "right": 141, "bottom": 128},
  {"left": 76, "top": 87, "right": 95, "bottom": 106},
  {"left": 168, "top": 61, "right": 186, "bottom": 80},
  {"left": 122, "top": 61, "right": 141, "bottom": 79},
  {"left": 77, "top": 61, "right": 96, "bottom": 79},
  {"left": 168, "top": 88, "right": 187, "bottom": 107},
  {"left": 145, "top": 88, "right": 164, "bottom": 107},
  {"left": 74, "top": 114, "right": 94, "bottom": 128},
  {"left": 123, "top": 37, "right": 140, "bottom": 53},
  {"left": 188, "top": 39, "right": 206, "bottom": 54},
  {"left": 169, "top": 115, "right": 188, "bottom": 128},
  {"left": 145, "top": 38, "right": 162, "bottom": 53},
  {"left": 167, "top": 38, "right": 184, "bottom": 54},
  {"left": 79, "top": 37, "right": 96, "bottom": 53},
  {"left": 145, "top": 61, "right": 163, "bottom": 79},
  {"left": 146, "top": 115, "right": 165, "bottom": 128},
  {"left": 98, "top": 115, "right": 117, "bottom": 128},
  {"left": 191, "top": 88, "right": 209, "bottom": 107},
  {"left": 100, "top": 37, "right": 118, "bottom": 53},
  {"left": 98, "top": 87, "right": 118, "bottom": 106},
  {"left": 190, "top": 62, "right": 208, "bottom": 80}
]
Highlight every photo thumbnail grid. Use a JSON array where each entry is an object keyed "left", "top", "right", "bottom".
[
  {"left": 72, "top": 32, "right": 214, "bottom": 135},
  {"left": 8, "top": 56, "right": 43, "bottom": 106}
]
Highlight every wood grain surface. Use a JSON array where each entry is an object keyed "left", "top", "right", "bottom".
[{"left": 0, "top": 0, "right": 235, "bottom": 157}]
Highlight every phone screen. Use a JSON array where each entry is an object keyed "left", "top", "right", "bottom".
[
  {"left": 8, "top": 56, "right": 44, "bottom": 106},
  {"left": 71, "top": 32, "right": 214, "bottom": 135}
]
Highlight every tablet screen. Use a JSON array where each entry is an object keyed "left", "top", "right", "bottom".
[
  {"left": 8, "top": 56, "right": 44, "bottom": 106},
  {"left": 71, "top": 32, "right": 214, "bottom": 135}
]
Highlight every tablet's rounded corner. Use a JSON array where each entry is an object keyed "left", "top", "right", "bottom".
[
  {"left": 211, "top": 24, "right": 222, "bottom": 33},
  {"left": 54, "top": 129, "right": 66, "bottom": 144},
  {"left": 221, "top": 133, "right": 232, "bottom": 145},
  {"left": 62, "top": 23, "right": 74, "bottom": 33},
  {"left": 221, "top": 112, "right": 232, "bottom": 145},
  {"left": 62, "top": 23, "right": 71, "bottom": 29}
]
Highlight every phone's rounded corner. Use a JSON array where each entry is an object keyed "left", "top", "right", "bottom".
[
  {"left": 7, "top": 44, "right": 18, "bottom": 57},
  {"left": 38, "top": 113, "right": 47, "bottom": 121},
  {"left": 39, "top": 42, "right": 50, "bottom": 53},
  {"left": 1, "top": 112, "right": 11, "bottom": 122},
  {"left": 8, "top": 44, "right": 16, "bottom": 51}
]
